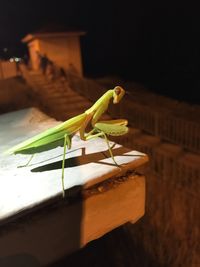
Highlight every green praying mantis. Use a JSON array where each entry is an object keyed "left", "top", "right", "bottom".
[{"left": 5, "top": 86, "right": 129, "bottom": 197}]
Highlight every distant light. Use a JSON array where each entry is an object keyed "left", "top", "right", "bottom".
[
  {"left": 9, "top": 58, "right": 14, "bottom": 62},
  {"left": 15, "top": 58, "right": 20, "bottom": 62},
  {"left": 3, "top": 48, "right": 8, "bottom": 52}
]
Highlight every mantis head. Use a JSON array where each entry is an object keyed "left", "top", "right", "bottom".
[{"left": 113, "top": 86, "right": 125, "bottom": 104}]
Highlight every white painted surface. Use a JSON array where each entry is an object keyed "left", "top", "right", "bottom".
[{"left": 0, "top": 108, "right": 147, "bottom": 223}]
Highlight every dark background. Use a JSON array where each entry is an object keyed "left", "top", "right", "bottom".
[{"left": 0, "top": 0, "right": 200, "bottom": 104}]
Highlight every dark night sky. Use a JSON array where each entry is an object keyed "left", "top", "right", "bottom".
[{"left": 0, "top": 0, "right": 200, "bottom": 103}]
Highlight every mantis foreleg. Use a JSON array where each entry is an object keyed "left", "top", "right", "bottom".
[{"left": 87, "top": 119, "right": 129, "bottom": 165}]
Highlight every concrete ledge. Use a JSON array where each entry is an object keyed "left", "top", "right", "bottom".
[
  {"left": 0, "top": 108, "right": 148, "bottom": 266},
  {"left": 0, "top": 173, "right": 145, "bottom": 266}
]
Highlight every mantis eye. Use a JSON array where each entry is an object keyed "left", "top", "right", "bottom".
[{"left": 114, "top": 86, "right": 122, "bottom": 95}]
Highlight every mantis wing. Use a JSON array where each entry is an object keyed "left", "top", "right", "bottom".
[{"left": 6, "top": 113, "right": 87, "bottom": 155}]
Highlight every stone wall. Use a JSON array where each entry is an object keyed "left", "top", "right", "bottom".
[
  {"left": 0, "top": 77, "right": 36, "bottom": 114},
  {"left": 0, "top": 61, "right": 18, "bottom": 79}
]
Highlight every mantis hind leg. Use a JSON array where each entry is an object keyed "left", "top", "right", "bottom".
[
  {"left": 18, "top": 154, "right": 35, "bottom": 168},
  {"left": 61, "top": 134, "right": 68, "bottom": 198}
]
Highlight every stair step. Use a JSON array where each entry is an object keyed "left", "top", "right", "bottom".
[
  {"left": 45, "top": 95, "right": 90, "bottom": 104},
  {"left": 51, "top": 101, "right": 90, "bottom": 111}
]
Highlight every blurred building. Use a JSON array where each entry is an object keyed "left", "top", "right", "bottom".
[{"left": 22, "top": 30, "right": 85, "bottom": 76}]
